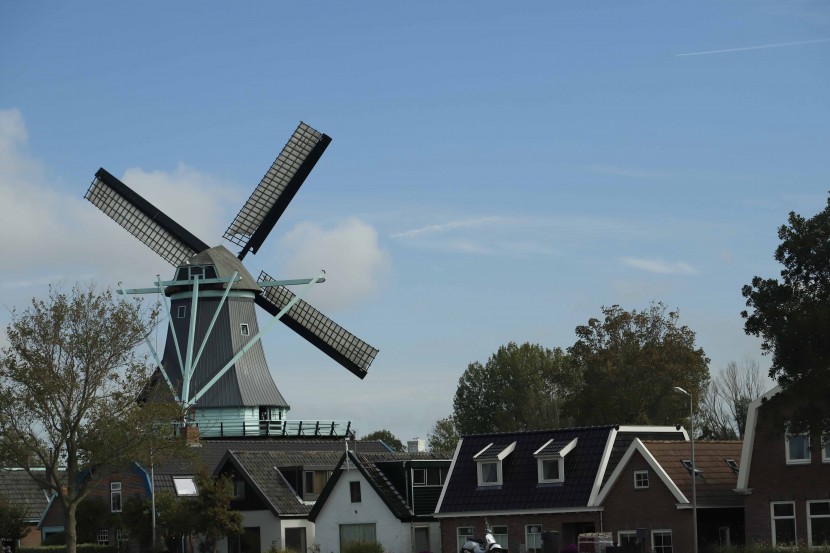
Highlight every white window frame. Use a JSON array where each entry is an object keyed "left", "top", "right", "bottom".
[
  {"left": 478, "top": 460, "right": 502, "bottom": 486},
  {"left": 177, "top": 305, "right": 186, "bottom": 318},
  {"left": 173, "top": 477, "right": 198, "bottom": 496},
  {"left": 634, "top": 470, "right": 649, "bottom": 489},
  {"left": 537, "top": 457, "right": 564, "bottom": 483},
  {"left": 525, "top": 524, "right": 543, "bottom": 553},
  {"left": 771, "top": 501, "right": 797, "bottom": 547},
  {"left": 617, "top": 531, "right": 637, "bottom": 546},
  {"left": 491, "top": 525, "right": 508, "bottom": 551},
  {"left": 651, "top": 529, "right": 673, "bottom": 553},
  {"left": 785, "top": 431, "right": 811, "bottom": 465},
  {"left": 97, "top": 529, "right": 109, "bottom": 545},
  {"left": 823, "top": 434, "right": 830, "bottom": 463},
  {"left": 110, "top": 481, "right": 122, "bottom": 513},
  {"left": 457, "top": 527, "right": 475, "bottom": 552},
  {"left": 807, "top": 500, "right": 830, "bottom": 548},
  {"left": 240, "top": 323, "right": 250, "bottom": 336}
]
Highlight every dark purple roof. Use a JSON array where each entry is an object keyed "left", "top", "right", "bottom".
[{"left": 437, "top": 426, "right": 615, "bottom": 514}]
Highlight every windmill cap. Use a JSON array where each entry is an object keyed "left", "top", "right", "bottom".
[{"left": 176, "top": 245, "right": 262, "bottom": 293}]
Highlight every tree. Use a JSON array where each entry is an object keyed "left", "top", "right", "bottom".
[
  {"left": 452, "top": 342, "right": 576, "bottom": 435},
  {"left": 567, "top": 303, "right": 710, "bottom": 427},
  {"left": 698, "top": 357, "right": 766, "bottom": 440},
  {"left": 0, "top": 284, "right": 183, "bottom": 553},
  {"left": 156, "top": 468, "right": 242, "bottom": 553},
  {"left": 362, "top": 429, "right": 404, "bottom": 452},
  {"left": 0, "top": 496, "right": 30, "bottom": 545},
  {"left": 742, "top": 194, "right": 830, "bottom": 434},
  {"left": 427, "top": 416, "right": 459, "bottom": 454}
]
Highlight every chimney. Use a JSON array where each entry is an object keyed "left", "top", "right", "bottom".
[
  {"left": 180, "top": 425, "right": 200, "bottom": 446},
  {"left": 407, "top": 438, "right": 426, "bottom": 453}
]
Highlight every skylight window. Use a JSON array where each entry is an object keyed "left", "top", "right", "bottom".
[
  {"left": 173, "top": 477, "right": 198, "bottom": 496},
  {"left": 725, "top": 459, "right": 739, "bottom": 473},
  {"left": 681, "top": 460, "right": 703, "bottom": 477}
]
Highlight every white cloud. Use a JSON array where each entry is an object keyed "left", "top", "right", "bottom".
[
  {"left": 278, "top": 218, "right": 389, "bottom": 311},
  {"left": 391, "top": 216, "right": 505, "bottom": 238},
  {"left": 620, "top": 257, "right": 697, "bottom": 275}
]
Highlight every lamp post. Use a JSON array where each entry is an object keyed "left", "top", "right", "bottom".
[{"left": 674, "top": 386, "right": 698, "bottom": 553}]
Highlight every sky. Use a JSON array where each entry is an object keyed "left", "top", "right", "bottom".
[{"left": 1, "top": 1, "right": 829, "bottom": 444}]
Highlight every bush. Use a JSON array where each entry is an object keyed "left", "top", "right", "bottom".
[
  {"left": 341, "top": 541, "right": 384, "bottom": 553},
  {"left": 19, "top": 545, "right": 116, "bottom": 553}
]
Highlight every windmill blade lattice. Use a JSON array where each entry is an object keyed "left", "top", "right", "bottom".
[
  {"left": 85, "top": 168, "right": 209, "bottom": 266},
  {"left": 257, "top": 271, "right": 378, "bottom": 379}
]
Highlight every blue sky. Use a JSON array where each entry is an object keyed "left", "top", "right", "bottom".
[{"left": 1, "top": 1, "right": 829, "bottom": 443}]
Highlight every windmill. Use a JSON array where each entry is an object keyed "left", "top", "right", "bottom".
[{"left": 84, "top": 122, "right": 378, "bottom": 437}]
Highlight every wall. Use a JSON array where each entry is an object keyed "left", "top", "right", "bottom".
[{"left": 314, "top": 469, "right": 404, "bottom": 553}]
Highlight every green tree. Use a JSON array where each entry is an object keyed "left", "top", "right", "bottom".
[
  {"left": 362, "top": 429, "right": 404, "bottom": 452},
  {"left": 0, "top": 284, "right": 184, "bottom": 553},
  {"left": 0, "top": 495, "right": 31, "bottom": 545},
  {"left": 742, "top": 194, "right": 830, "bottom": 434},
  {"left": 427, "top": 416, "right": 459, "bottom": 454},
  {"left": 452, "top": 342, "right": 576, "bottom": 435},
  {"left": 156, "top": 468, "right": 242, "bottom": 553},
  {"left": 567, "top": 303, "right": 710, "bottom": 427}
]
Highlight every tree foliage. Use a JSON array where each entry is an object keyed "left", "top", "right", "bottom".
[
  {"left": 452, "top": 342, "right": 576, "bottom": 435},
  {"left": 0, "top": 495, "right": 30, "bottom": 544},
  {"left": 567, "top": 303, "right": 710, "bottom": 427},
  {"left": 0, "top": 284, "right": 184, "bottom": 553},
  {"left": 156, "top": 468, "right": 243, "bottom": 553},
  {"left": 362, "top": 429, "right": 404, "bottom": 452},
  {"left": 742, "top": 194, "right": 830, "bottom": 432},
  {"left": 427, "top": 416, "right": 459, "bottom": 454}
]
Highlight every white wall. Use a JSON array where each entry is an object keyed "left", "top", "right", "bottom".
[{"left": 314, "top": 468, "right": 406, "bottom": 553}]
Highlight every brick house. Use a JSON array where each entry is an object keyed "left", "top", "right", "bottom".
[
  {"left": 434, "top": 425, "right": 686, "bottom": 553},
  {"left": 735, "top": 386, "right": 830, "bottom": 548},
  {"left": 0, "top": 469, "right": 58, "bottom": 548},
  {"left": 597, "top": 439, "right": 743, "bottom": 552}
]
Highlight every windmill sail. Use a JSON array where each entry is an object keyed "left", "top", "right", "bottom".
[
  {"left": 86, "top": 169, "right": 209, "bottom": 266},
  {"left": 224, "top": 122, "right": 331, "bottom": 259},
  {"left": 257, "top": 271, "right": 379, "bottom": 379}
]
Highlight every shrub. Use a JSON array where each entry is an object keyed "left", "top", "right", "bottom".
[
  {"left": 341, "top": 541, "right": 385, "bottom": 553},
  {"left": 19, "top": 545, "right": 116, "bottom": 553}
]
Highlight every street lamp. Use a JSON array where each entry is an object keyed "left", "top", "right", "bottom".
[{"left": 674, "top": 386, "right": 698, "bottom": 553}]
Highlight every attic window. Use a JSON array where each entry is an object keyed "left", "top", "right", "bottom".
[
  {"left": 725, "top": 459, "right": 739, "bottom": 473},
  {"left": 474, "top": 442, "right": 516, "bottom": 487},
  {"left": 173, "top": 477, "right": 198, "bottom": 496},
  {"left": 681, "top": 460, "right": 703, "bottom": 477},
  {"left": 240, "top": 323, "right": 250, "bottom": 336},
  {"left": 534, "top": 437, "right": 577, "bottom": 484}
]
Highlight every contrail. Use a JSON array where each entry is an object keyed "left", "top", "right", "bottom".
[{"left": 678, "top": 38, "right": 830, "bottom": 57}]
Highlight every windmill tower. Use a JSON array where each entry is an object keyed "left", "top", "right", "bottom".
[{"left": 84, "top": 122, "right": 378, "bottom": 437}]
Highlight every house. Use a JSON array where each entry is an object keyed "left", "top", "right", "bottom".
[
  {"left": 434, "top": 425, "right": 686, "bottom": 553},
  {"left": 0, "top": 469, "right": 57, "bottom": 548},
  {"left": 597, "top": 439, "right": 743, "bottom": 551},
  {"left": 735, "top": 386, "right": 830, "bottom": 548},
  {"left": 308, "top": 450, "right": 452, "bottom": 553}
]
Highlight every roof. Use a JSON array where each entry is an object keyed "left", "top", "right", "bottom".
[
  {"left": 435, "top": 425, "right": 689, "bottom": 516},
  {"left": 0, "top": 469, "right": 57, "bottom": 522},
  {"left": 436, "top": 426, "right": 615, "bottom": 515},
  {"left": 152, "top": 438, "right": 391, "bottom": 496},
  {"left": 736, "top": 385, "right": 781, "bottom": 492},
  {"left": 183, "top": 246, "right": 262, "bottom": 293},
  {"left": 595, "top": 439, "right": 743, "bottom": 508},
  {"left": 308, "top": 450, "right": 451, "bottom": 522}
]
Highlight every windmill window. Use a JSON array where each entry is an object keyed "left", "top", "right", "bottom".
[
  {"left": 177, "top": 306, "right": 186, "bottom": 318},
  {"left": 189, "top": 266, "right": 205, "bottom": 279},
  {"left": 240, "top": 323, "right": 250, "bottom": 336}
]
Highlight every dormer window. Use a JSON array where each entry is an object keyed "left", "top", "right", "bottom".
[
  {"left": 534, "top": 437, "right": 577, "bottom": 484},
  {"left": 474, "top": 442, "right": 516, "bottom": 487}
]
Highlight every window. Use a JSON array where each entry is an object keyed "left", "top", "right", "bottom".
[
  {"left": 340, "top": 524, "right": 376, "bottom": 547},
  {"left": 173, "top": 477, "right": 198, "bottom": 496},
  {"left": 771, "top": 501, "right": 797, "bottom": 546},
  {"left": 350, "top": 481, "right": 361, "bottom": 502},
  {"left": 823, "top": 434, "right": 830, "bottom": 463},
  {"left": 538, "top": 458, "right": 563, "bottom": 483},
  {"left": 303, "top": 470, "right": 331, "bottom": 500},
  {"left": 97, "top": 530, "right": 109, "bottom": 545},
  {"left": 110, "top": 482, "right": 122, "bottom": 512},
  {"left": 116, "top": 529, "right": 126, "bottom": 543},
  {"left": 491, "top": 525, "right": 508, "bottom": 551},
  {"left": 681, "top": 460, "right": 702, "bottom": 477},
  {"left": 414, "top": 527, "right": 430, "bottom": 553},
  {"left": 177, "top": 305, "right": 186, "bottom": 318},
  {"left": 479, "top": 461, "right": 499, "bottom": 484},
  {"left": 457, "top": 527, "right": 475, "bottom": 551},
  {"left": 725, "top": 459, "right": 739, "bottom": 473},
  {"left": 412, "top": 466, "right": 446, "bottom": 486},
  {"left": 651, "top": 530, "right": 673, "bottom": 553},
  {"left": 718, "top": 527, "right": 731, "bottom": 546},
  {"left": 232, "top": 479, "right": 245, "bottom": 499},
  {"left": 525, "top": 525, "right": 542, "bottom": 553},
  {"left": 474, "top": 442, "right": 515, "bottom": 486},
  {"left": 808, "top": 500, "right": 830, "bottom": 547},
  {"left": 785, "top": 432, "right": 811, "bottom": 464},
  {"left": 618, "top": 531, "right": 637, "bottom": 546},
  {"left": 240, "top": 323, "right": 250, "bottom": 336},
  {"left": 634, "top": 470, "right": 649, "bottom": 489}
]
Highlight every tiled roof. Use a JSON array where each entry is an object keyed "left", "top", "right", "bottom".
[
  {"left": 535, "top": 438, "right": 577, "bottom": 457},
  {"left": 643, "top": 440, "right": 743, "bottom": 507},
  {"left": 601, "top": 428, "right": 686, "bottom": 488},
  {"left": 0, "top": 469, "right": 56, "bottom": 521},
  {"left": 437, "top": 426, "right": 615, "bottom": 514}
]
